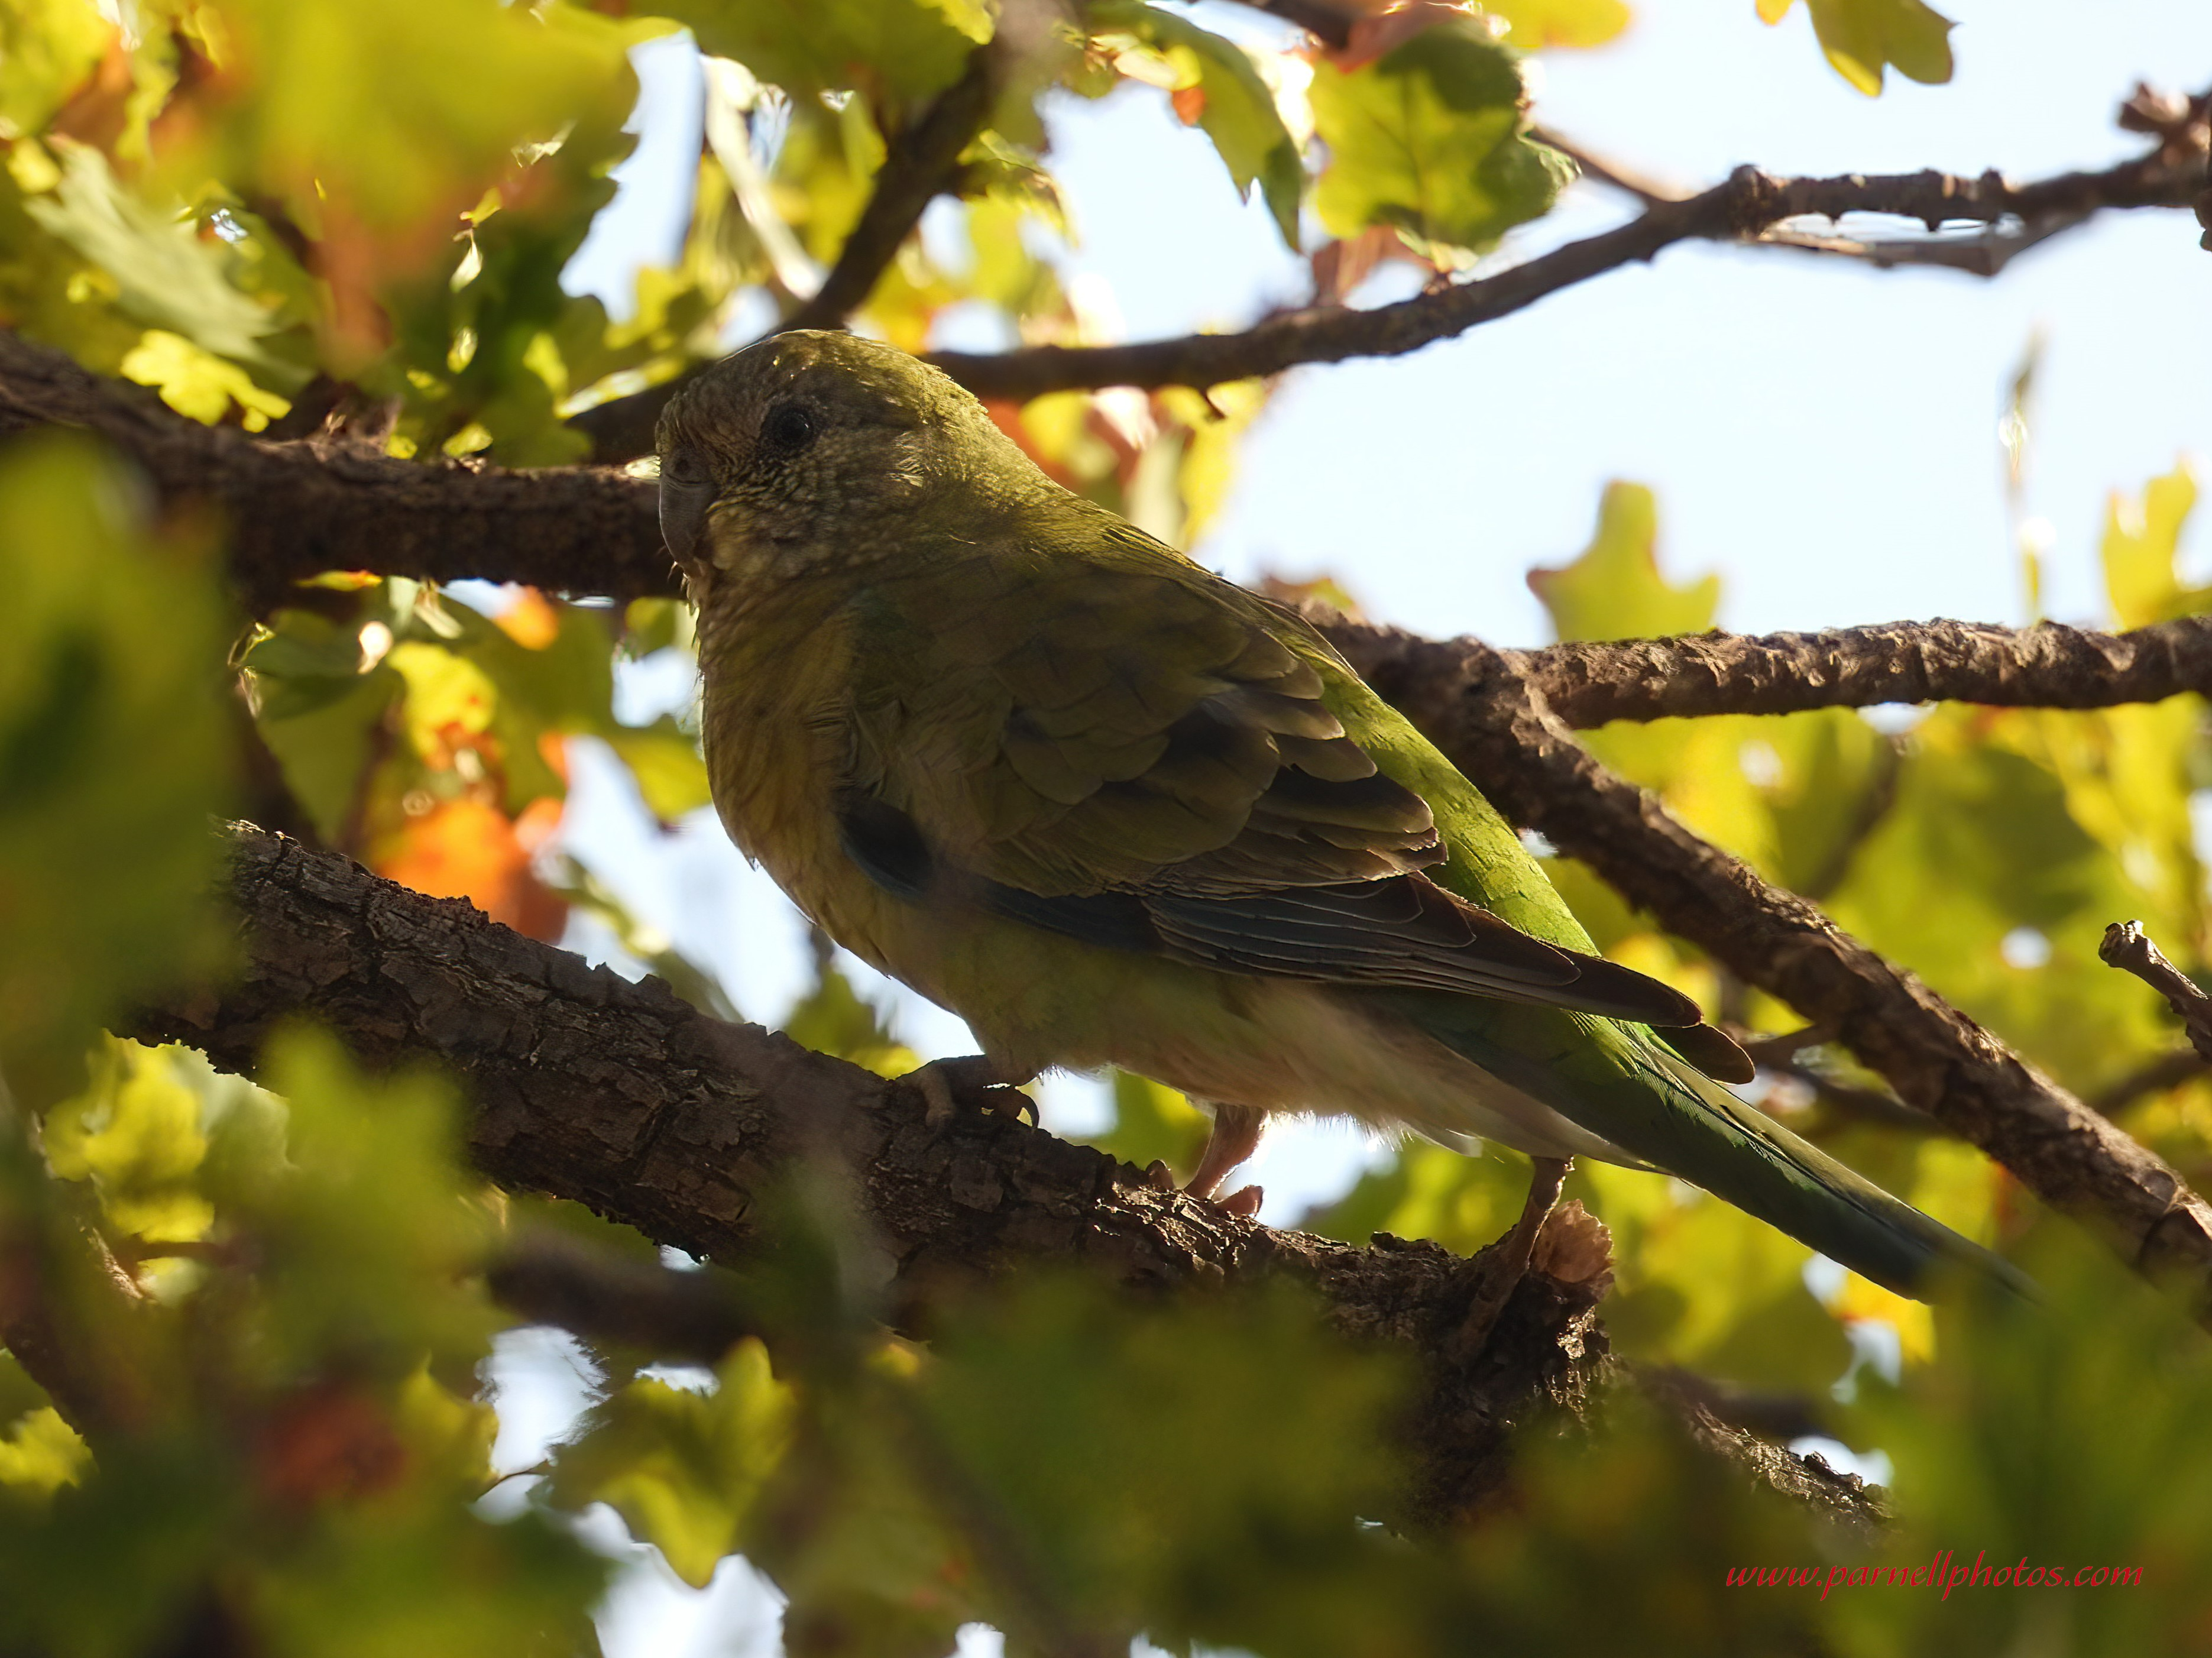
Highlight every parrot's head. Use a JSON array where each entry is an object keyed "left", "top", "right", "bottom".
[{"left": 655, "top": 331, "right": 1039, "bottom": 586}]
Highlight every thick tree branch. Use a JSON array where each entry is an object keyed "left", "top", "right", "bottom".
[
  {"left": 1326, "top": 624, "right": 2212, "bottom": 1290},
  {"left": 0, "top": 332, "right": 672, "bottom": 617},
  {"left": 6, "top": 325, "right": 2207, "bottom": 731},
  {"left": 1484, "top": 616, "right": 2212, "bottom": 726},
  {"left": 128, "top": 824, "right": 1881, "bottom": 1531}
]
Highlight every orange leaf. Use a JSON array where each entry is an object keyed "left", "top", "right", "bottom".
[
  {"left": 497, "top": 589, "right": 562, "bottom": 650},
  {"left": 373, "top": 796, "right": 568, "bottom": 941}
]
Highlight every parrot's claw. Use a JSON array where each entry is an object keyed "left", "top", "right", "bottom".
[
  {"left": 1216, "top": 1184, "right": 1264, "bottom": 1219},
  {"left": 1144, "top": 1160, "right": 1177, "bottom": 1193},
  {"left": 905, "top": 1054, "right": 1037, "bottom": 1129},
  {"left": 1453, "top": 1155, "right": 1573, "bottom": 1361}
]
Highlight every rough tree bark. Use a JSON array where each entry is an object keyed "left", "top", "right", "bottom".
[{"left": 131, "top": 824, "right": 1886, "bottom": 1533}]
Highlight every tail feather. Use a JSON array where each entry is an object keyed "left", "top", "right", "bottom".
[{"left": 1413, "top": 1005, "right": 2031, "bottom": 1300}]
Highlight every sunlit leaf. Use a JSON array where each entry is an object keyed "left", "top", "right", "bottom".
[
  {"left": 2102, "top": 462, "right": 2204, "bottom": 629},
  {"left": 1310, "top": 15, "right": 1569, "bottom": 263},
  {"left": 1484, "top": 0, "right": 1632, "bottom": 50},
  {"left": 24, "top": 143, "right": 299, "bottom": 380},
  {"left": 655, "top": 0, "right": 989, "bottom": 103},
  {"left": 0, "top": 0, "right": 112, "bottom": 138},
  {"left": 1759, "top": 0, "right": 1954, "bottom": 95},
  {"left": 548, "top": 1339, "right": 795, "bottom": 1588},
  {"left": 1528, "top": 480, "right": 1718, "bottom": 643}
]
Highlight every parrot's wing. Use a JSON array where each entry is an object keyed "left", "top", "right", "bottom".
[{"left": 841, "top": 530, "right": 1721, "bottom": 1038}]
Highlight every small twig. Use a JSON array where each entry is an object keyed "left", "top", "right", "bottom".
[
  {"left": 565, "top": 118, "right": 2208, "bottom": 455},
  {"left": 1739, "top": 1024, "right": 1838, "bottom": 1067},
  {"left": 1530, "top": 123, "right": 1685, "bottom": 208},
  {"left": 572, "top": 38, "right": 1010, "bottom": 462},
  {"left": 1774, "top": 1063, "right": 1948, "bottom": 1137},
  {"left": 485, "top": 1233, "right": 759, "bottom": 1366},
  {"left": 2088, "top": 1047, "right": 2210, "bottom": 1118},
  {"left": 1797, "top": 736, "right": 1904, "bottom": 904},
  {"left": 918, "top": 148, "right": 2205, "bottom": 404},
  {"left": 2100, "top": 922, "right": 2212, "bottom": 1063}
]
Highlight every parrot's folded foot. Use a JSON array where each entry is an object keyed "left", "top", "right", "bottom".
[
  {"left": 905, "top": 1054, "right": 1038, "bottom": 1129},
  {"left": 1453, "top": 1155, "right": 1572, "bottom": 1359},
  {"left": 1216, "top": 1184, "right": 1264, "bottom": 1219},
  {"left": 1184, "top": 1102, "right": 1267, "bottom": 1212}
]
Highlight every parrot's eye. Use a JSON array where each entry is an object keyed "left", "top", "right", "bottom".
[{"left": 762, "top": 403, "right": 818, "bottom": 454}]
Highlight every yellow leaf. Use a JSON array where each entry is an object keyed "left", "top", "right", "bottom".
[
  {"left": 0, "top": 1408, "right": 90, "bottom": 1502},
  {"left": 1527, "top": 481, "right": 1719, "bottom": 643}
]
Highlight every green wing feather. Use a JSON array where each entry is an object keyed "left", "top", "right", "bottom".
[
  {"left": 835, "top": 504, "right": 2019, "bottom": 1298},
  {"left": 840, "top": 512, "right": 1707, "bottom": 1028}
]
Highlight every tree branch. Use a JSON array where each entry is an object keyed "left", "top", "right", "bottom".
[
  {"left": 1483, "top": 616, "right": 2212, "bottom": 727},
  {"left": 571, "top": 35, "right": 1012, "bottom": 464},
  {"left": 1325, "top": 623, "right": 2212, "bottom": 1291},
  {"left": 7, "top": 326, "right": 2206, "bottom": 731},
  {"left": 919, "top": 145, "right": 2206, "bottom": 403},
  {"left": 14, "top": 327, "right": 2212, "bottom": 1285},
  {"left": 485, "top": 1233, "right": 759, "bottom": 1368},
  {"left": 2100, "top": 921, "right": 2212, "bottom": 1064},
  {"left": 0, "top": 331, "right": 672, "bottom": 616},
  {"left": 559, "top": 118, "right": 2207, "bottom": 457},
  {"left": 127, "top": 823, "right": 1883, "bottom": 1531}
]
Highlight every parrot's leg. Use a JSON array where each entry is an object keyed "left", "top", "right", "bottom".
[
  {"left": 906, "top": 1054, "right": 1038, "bottom": 1128},
  {"left": 1186, "top": 1102, "right": 1267, "bottom": 1217},
  {"left": 1453, "top": 1155, "right": 1572, "bottom": 1357}
]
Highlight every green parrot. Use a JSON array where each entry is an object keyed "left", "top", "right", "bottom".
[{"left": 658, "top": 330, "right": 2021, "bottom": 1305}]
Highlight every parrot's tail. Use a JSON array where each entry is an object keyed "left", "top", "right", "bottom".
[{"left": 1417, "top": 1009, "right": 2032, "bottom": 1301}]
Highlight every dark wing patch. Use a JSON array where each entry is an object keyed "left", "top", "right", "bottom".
[
  {"left": 837, "top": 791, "right": 1705, "bottom": 1029},
  {"left": 1661, "top": 1022, "right": 1758, "bottom": 1084}
]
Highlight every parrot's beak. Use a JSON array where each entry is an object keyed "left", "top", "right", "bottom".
[{"left": 658, "top": 472, "right": 712, "bottom": 578}]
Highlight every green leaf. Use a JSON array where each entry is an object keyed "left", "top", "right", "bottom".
[
  {"left": 1485, "top": 0, "right": 1632, "bottom": 50},
  {"left": 2102, "top": 462, "right": 2204, "bottom": 629},
  {"left": 1310, "top": 16, "right": 1568, "bottom": 262},
  {"left": 196, "top": 0, "right": 651, "bottom": 237},
  {"left": 0, "top": 0, "right": 113, "bottom": 138},
  {"left": 548, "top": 1340, "right": 796, "bottom": 1588},
  {"left": 1841, "top": 1228, "right": 2212, "bottom": 1650},
  {"left": 24, "top": 143, "right": 298, "bottom": 380},
  {"left": 1759, "top": 0, "right": 1955, "bottom": 95},
  {"left": 657, "top": 0, "right": 989, "bottom": 102},
  {"left": 601, "top": 718, "right": 712, "bottom": 824},
  {"left": 44, "top": 1038, "right": 216, "bottom": 1246},
  {"left": 0, "top": 1407, "right": 89, "bottom": 1507},
  {"left": 919, "top": 1275, "right": 1414, "bottom": 1651},
  {"left": 1823, "top": 706, "right": 2190, "bottom": 1095},
  {"left": 1087, "top": 2, "right": 1304, "bottom": 248},
  {"left": 1577, "top": 1162, "right": 1851, "bottom": 1394},
  {"left": 236, "top": 1026, "right": 498, "bottom": 1377},
  {"left": 1527, "top": 481, "right": 1719, "bottom": 642},
  {"left": 0, "top": 431, "right": 232, "bottom": 1100}
]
